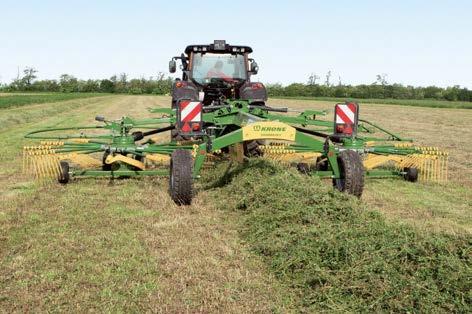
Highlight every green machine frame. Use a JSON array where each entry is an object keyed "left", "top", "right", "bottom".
[{"left": 24, "top": 99, "right": 447, "bottom": 204}]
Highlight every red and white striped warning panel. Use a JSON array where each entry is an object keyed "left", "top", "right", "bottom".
[
  {"left": 179, "top": 101, "right": 202, "bottom": 133},
  {"left": 334, "top": 102, "right": 358, "bottom": 136}
]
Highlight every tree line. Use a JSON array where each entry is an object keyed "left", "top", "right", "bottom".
[
  {"left": 265, "top": 83, "right": 472, "bottom": 102},
  {"left": 1, "top": 67, "right": 173, "bottom": 95},
  {"left": 267, "top": 72, "right": 471, "bottom": 102},
  {"left": 1, "top": 67, "right": 471, "bottom": 102}
]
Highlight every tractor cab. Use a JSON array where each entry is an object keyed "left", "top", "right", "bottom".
[{"left": 169, "top": 40, "right": 267, "bottom": 107}]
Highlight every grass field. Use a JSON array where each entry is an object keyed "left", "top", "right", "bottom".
[
  {"left": 275, "top": 96, "right": 472, "bottom": 109},
  {"left": 0, "top": 95, "right": 470, "bottom": 311},
  {"left": 0, "top": 93, "right": 107, "bottom": 109}
]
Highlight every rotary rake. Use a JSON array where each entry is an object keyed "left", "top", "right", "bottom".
[{"left": 23, "top": 100, "right": 448, "bottom": 205}]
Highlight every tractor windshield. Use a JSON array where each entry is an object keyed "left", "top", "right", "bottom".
[{"left": 191, "top": 53, "right": 247, "bottom": 84}]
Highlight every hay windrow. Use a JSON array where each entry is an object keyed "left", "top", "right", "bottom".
[{"left": 205, "top": 160, "right": 471, "bottom": 312}]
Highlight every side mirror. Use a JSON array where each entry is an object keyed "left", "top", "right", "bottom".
[
  {"left": 250, "top": 61, "right": 259, "bottom": 75},
  {"left": 169, "top": 59, "right": 177, "bottom": 73}
]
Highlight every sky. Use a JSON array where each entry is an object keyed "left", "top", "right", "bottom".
[{"left": 0, "top": 0, "right": 471, "bottom": 88}]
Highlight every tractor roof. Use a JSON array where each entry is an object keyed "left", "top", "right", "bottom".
[{"left": 185, "top": 40, "right": 253, "bottom": 54}]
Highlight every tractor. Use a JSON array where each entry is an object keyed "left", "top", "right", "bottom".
[
  {"left": 168, "top": 40, "right": 266, "bottom": 142},
  {"left": 168, "top": 40, "right": 265, "bottom": 107},
  {"left": 23, "top": 41, "right": 448, "bottom": 205}
]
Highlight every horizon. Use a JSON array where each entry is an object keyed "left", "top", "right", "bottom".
[{"left": 1, "top": 0, "right": 471, "bottom": 88}]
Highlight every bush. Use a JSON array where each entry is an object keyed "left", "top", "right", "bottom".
[{"left": 128, "top": 87, "right": 143, "bottom": 95}]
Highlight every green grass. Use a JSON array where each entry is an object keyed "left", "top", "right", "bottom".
[
  {"left": 0, "top": 97, "right": 161, "bottom": 311},
  {"left": 364, "top": 180, "right": 472, "bottom": 234},
  {"left": 0, "top": 95, "right": 293, "bottom": 312},
  {"left": 206, "top": 160, "right": 471, "bottom": 312},
  {"left": 0, "top": 93, "right": 107, "bottom": 109},
  {"left": 1, "top": 95, "right": 470, "bottom": 311},
  {"left": 0, "top": 183, "right": 161, "bottom": 312},
  {"left": 272, "top": 96, "right": 472, "bottom": 109}
]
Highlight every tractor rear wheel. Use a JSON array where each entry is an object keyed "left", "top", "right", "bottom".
[
  {"left": 169, "top": 149, "right": 193, "bottom": 205},
  {"left": 58, "top": 161, "right": 70, "bottom": 184},
  {"left": 333, "top": 150, "right": 364, "bottom": 197}
]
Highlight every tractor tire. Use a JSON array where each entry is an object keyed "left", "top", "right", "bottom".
[
  {"left": 169, "top": 149, "right": 193, "bottom": 205},
  {"left": 333, "top": 150, "right": 364, "bottom": 197},
  {"left": 403, "top": 167, "right": 418, "bottom": 182},
  {"left": 58, "top": 161, "right": 70, "bottom": 184}
]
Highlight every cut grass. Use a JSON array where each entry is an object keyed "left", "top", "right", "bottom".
[
  {"left": 1, "top": 179, "right": 293, "bottom": 312},
  {"left": 0, "top": 183, "right": 160, "bottom": 312},
  {"left": 0, "top": 93, "right": 108, "bottom": 109},
  {"left": 273, "top": 96, "right": 472, "bottom": 109},
  {"left": 364, "top": 180, "right": 472, "bottom": 234},
  {"left": 206, "top": 160, "right": 472, "bottom": 312},
  {"left": 1, "top": 95, "right": 471, "bottom": 311},
  {"left": 0, "top": 95, "right": 293, "bottom": 312}
]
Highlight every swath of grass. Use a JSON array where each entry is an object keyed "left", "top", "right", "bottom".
[
  {"left": 0, "top": 93, "right": 107, "bottom": 109},
  {"left": 206, "top": 160, "right": 471, "bottom": 312}
]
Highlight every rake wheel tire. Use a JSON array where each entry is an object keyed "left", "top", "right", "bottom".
[
  {"left": 171, "top": 129, "right": 185, "bottom": 142},
  {"left": 244, "top": 140, "right": 264, "bottom": 157},
  {"left": 102, "top": 152, "right": 111, "bottom": 171},
  {"left": 296, "top": 162, "right": 310, "bottom": 174},
  {"left": 404, "top": 167, "right": 418, "bottom": 182},
  {"left": 333, "top": 150, "right": 364, "bottom": 197},
  {"left": 315, "top": 157, "right": 328, "bottom": 171},
  {"left": 169, "top": 149, "right": 193, "bottom": 205},
  {"left": 58, "top": 161, "right": 70, "bottom": 184}
]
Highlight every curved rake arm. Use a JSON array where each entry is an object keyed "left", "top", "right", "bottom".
[{"left": 24, "top": 125, "right": 112, "bottom": 140}]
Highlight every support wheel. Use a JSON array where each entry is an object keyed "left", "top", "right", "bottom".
[
  {"left": 296, "top": 162, "right": 310, "bottom": 174},
  {"left": 333, "top": 150, "right": 364, "bottom": 197},
  {"left": 58, "top": 161, "right": 70, "bottom": 184},
  {"left": 244, "top": 140, "right": 264, "bottom": 157},
  {"left": 403, "top": 167, "right": 418, "bottom": 182},
  {"left": 170, "top": 129, "right": 185, "bottom": 142},
  {"left": 102, "top": 151, "right": 111, "bottom": 171},
  {"left": 169, "top": 149, "right": 193, "bottom": 205}
]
